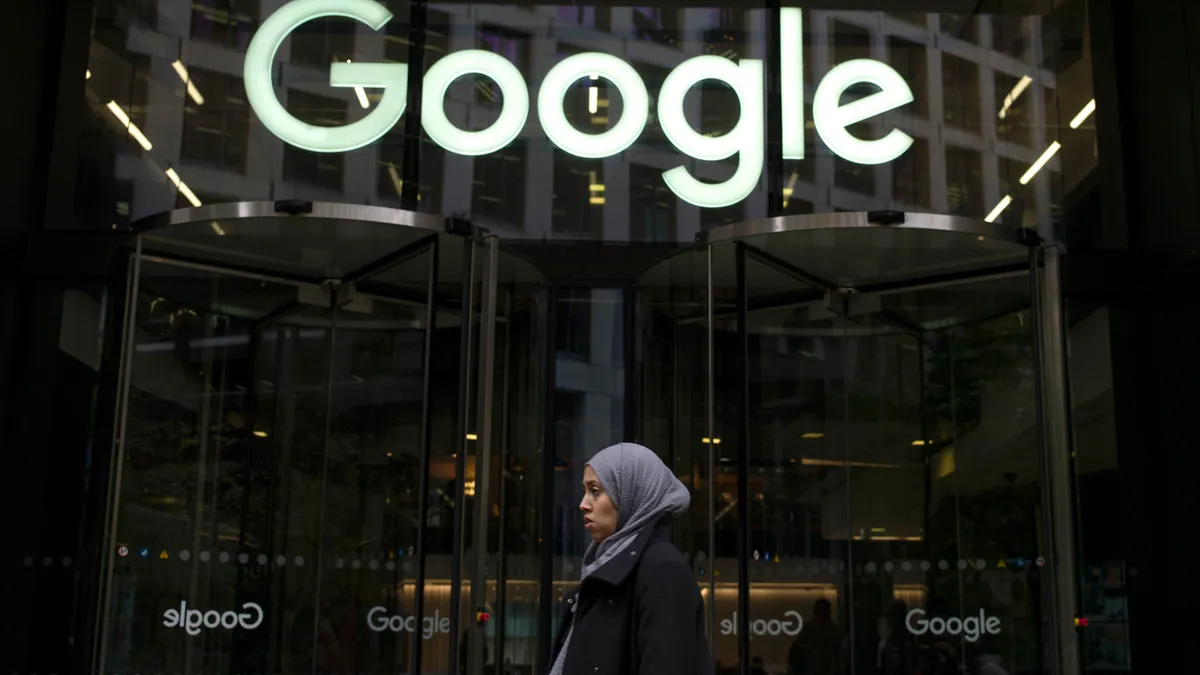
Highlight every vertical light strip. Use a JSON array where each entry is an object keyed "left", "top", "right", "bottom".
[
  {"left": 105, "top": 101, "right": 153, "bottom": 151},
  {"left": 1069, "top": 99, "right": 1096, "bottom": 129},
  {"left": 170, "top": 60, "right": 205, "bottom": 105},
  {"left": 1020, "top": 141, "right": 1061, "bottom": 184},
  {"left": 984, "top": 195, "right": 1013, "bottom": 223},
  {"left": 998, "top": 75, "right": 1032, "bottom": 119},
  {"left": 780, "top": 7, "right": 805, "bottom": 159},
  {"left": 165, "top": 168, "right": 202, "bottom": 207}
]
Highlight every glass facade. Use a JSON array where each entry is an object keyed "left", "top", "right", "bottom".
[{"left": 7, "top": 1, "right": 1154, "bottom": 675}]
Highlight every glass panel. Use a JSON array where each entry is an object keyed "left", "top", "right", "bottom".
[
  {"left": 637, "top": 218, "right": 1048, "bottom": 675},
  {"left": 97, "top": 225, "right": 518, "bottom": 675},
  {"left": 100, "top": 258, "right": 336, "bottom": 675}
]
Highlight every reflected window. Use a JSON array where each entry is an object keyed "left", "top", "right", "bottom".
[
  {"left": 993, "top": 14, "right": 1029, "bottom": 60},
  {"left": 557, "top": 6, "right": 611, "bottom": 32},
  {"left": 892, "top": 137, "right": 931, "bottom": 208},
  {"left": 996, "top": 70, "right": 1035, "bottom": 148},
  {"left": 835, "top": 123, "right": 876, "bottom": 195},
  {"left": 553, "top": 151, "right": 604, "bottom": 239},
  {"left": 632, "top": 7, "right": 681, "bottom": 48},
  {"left": 940, "top": 13, "right": 979, "bottom": 43},
  {"left": 942, "top": 52, "right": 982, "bottom": 132},
  {"left": 179, "top": 66, "right": 250, "bottom": 173},
  {"left": 831, "top": 20, "right": 871, "bottom": 66},
  {"left": 630, "top": 164, "right": 675, "bottom": 242},
  {"left": 375, "top": 138, "right": 445, "bottom": 212},
  {"left": 946, "top": 145, "right": 984, "bottom": 217},
  {"left": 383, "top": 8, "right": 450, "bottom": 64},
  {"left": 635, "top": 62, "right": 672, "bottom": 150},
  {"left": 556, "top": 289, "right": 592, "bottom": 361},
  {"left": 887, "top": 36, "right": 929, "bottom": 119},
  {"left": 699, "top": 8, "right": 745, "bottom": 59},
  {"left": 190, "top": 0, "right": 258, "bottom": 49},
  {"left": 472, "top": 140, "right": 526, "bottom": 227},
  {"left": 282, "top": 90, "right": 346, "bottom": 190},
  {"left": 477, "top": 25, "right": 528, "bottom": 105},
  {"left": 290, "top": 17, "right": 355, "bottom": 67}
]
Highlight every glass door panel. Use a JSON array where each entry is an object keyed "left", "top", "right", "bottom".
[{"left": 636, "top": 213, "right": 1059, "bottom": 675}]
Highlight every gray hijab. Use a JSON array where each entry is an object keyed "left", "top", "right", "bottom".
[
  {"left": 550, "top": 443, "right": 689, "bottom": 675},
  {"left": 579, "top": 442, "right": 691, "bottom": 581}
]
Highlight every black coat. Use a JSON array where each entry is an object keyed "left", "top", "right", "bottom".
[{"left": 550, "top": 518, "right": 714, "bottom": 675}]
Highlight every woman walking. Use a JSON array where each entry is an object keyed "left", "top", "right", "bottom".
[{"left": 548, "top": 442, "right": 714, "bottom": 675}]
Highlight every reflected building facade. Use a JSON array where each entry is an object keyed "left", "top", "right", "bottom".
[{"left": 0, "top": 1, "right": 1173, "bottom": 675}]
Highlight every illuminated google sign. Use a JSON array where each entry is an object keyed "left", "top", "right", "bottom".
[{"left": 244, "top": 0, "right": 916, "bottom": 208}]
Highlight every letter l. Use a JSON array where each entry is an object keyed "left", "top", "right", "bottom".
[{"left": 781, "top": 7, "right": 805, "bottom": 160}]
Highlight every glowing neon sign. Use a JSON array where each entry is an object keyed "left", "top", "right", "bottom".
[{"left": 244, "top": 0, "right": 915, "bottom": 209}]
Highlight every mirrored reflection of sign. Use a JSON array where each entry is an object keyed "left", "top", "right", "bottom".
[
  {"left": 905, "top": 608, "right": 1001, "bottom": 641},
  {"left": 719, "top": 610, "right": 804, "bottom": 637},
  {"left": 162, "top": 601, "right": 264, "bottom": 636},
  {"left": 243, "top": 1, "right": 914, "bottom": 209},
  {"left": 366, "top": 606, "right": 451, "bottom": 639}
]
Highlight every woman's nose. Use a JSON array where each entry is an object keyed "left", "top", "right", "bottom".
[{"left": 578, "top": 497, "right": 589, "bottom": 511}]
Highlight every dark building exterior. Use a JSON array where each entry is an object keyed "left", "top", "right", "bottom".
[{"left": 0, "top": 1, "right": 1193, "bottom": 675}]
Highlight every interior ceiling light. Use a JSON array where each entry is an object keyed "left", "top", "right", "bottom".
[
  {"left": 165, "top": 168, "right": 202, "bottom": 207},
  {"left": 105, "top": 101, "right": 153, "bottom": 151},
  {"left": 801, "top": 432, "right": 824, "bottom": 439},
  {"left": 984, "top": 195, "right": 1013, "bottom": 223},
  {"left": 998, "top": 74, "right": 1032, "bottom": 119},
  {"left": 171, "top": 60, "right": 206, "bottom": 105},
  {"left": 1020, "top": 141, "right": 1061, "bottom": 185},
  {"left": 1069, "top": 99, "right": 1096, "bottom": 129}
]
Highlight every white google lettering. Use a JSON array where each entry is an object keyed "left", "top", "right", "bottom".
[
  {"left": 719, "top": 610, "right": 804, "bottom": 637},
  {"left": 243, "top": 1, "right": 914, "bottom": 208},
  {"left": 162, "top": 601, "right": 264, "bottom": 636},
  {"left": 905, "top": 609, "right": 1002, "bottom": 642},
  {"left": 366, "top": 606, "right": 451, "bottom": 639}
]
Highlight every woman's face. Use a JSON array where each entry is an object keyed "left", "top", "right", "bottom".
[{"left": 579, "top": 465, "right": 618, "bottom": 543}]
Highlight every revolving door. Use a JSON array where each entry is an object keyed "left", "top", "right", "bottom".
[
  {"left": 96, "top": 202, "right": 548, "bottom": 675},
  {"left": 635, "top": 212, "right": 1078, "bottom": 675}
]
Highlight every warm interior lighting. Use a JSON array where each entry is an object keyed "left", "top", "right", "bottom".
[
  {"left": 105, "top": 101, "right": 153, "bottom": 151},
  {"left": 998, "top": 74, "right": 1032, "bottom": 119},
  {"left": 253, "top": 430, "right": 268, "bottom": 438},
  {"left": 852, "top": 535, "right": 922, "bottom": 541},
  {"left": 800, "top": 432, "right": 824, "bottom": 439},
  {"left": 588, "top": 74, "right": 599, "bottom": 114},
  {"left": 464, "top": 480, "right": 476, "bottom": 497},
  {"left": 170, "top": 60, "right": 205, "bottom": 105},
  {"left": 466, "top": 433, "right": 478, "bottom": 441},
  {"left": 702, "top": 437, "right": 722, "bottom": 444},
  {"left": 86, "top": 70, "right": 91, "bottom": 80},
  {"left": 984, "top": 195, "right": 1012, "bottom": 223},
  {"left": 910, "top": 440, "right": 927, "bottom": 446},
  {"left": 209, "top": 221, "right": 226, "bottom": 236},
  {"left": 1020, "top": 141, "right": 1061, "bottom": 184},
  {"left": 1069, "top": 99, "right": 1096, "bottom": 129},
  {"left": 165, "top": 168, "right": 202, "bottom": 207},
  {"left": 588, "top": 170, "right": 605, "bottom": 205},
  {"left": 801, "top": 458, "right": 901, "bottom": 469}
]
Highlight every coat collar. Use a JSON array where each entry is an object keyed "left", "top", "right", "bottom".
[{"left": 584, "top": 517, "right": 671, "bottom": 587}]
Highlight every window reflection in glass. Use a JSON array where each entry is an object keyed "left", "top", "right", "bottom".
[
  {"left": 190, "top": 0, "right": 258, "bottom": 49},
  {"left": 282, "top": 90, "right": 346, "bottom": 190},
  {"left": 471, "top": 141, "right": 526, "bottom": 228},
  {"left": 476, "top": 25, "right": 528, "bottom": 105},
  {"left": 553, "top": 151, "right": 605, "bottom": 239},
  {"left": 289, "top": 17, "right": 355, "bottom": 68},
  {"left": 630, "top": 164, "right": 675, "bottom": 242},
  {"left": 179, "top": 66, "right": 250, "bottom": 174},
  {"left": 942, "top": 52, "right": 982, "bottom": 132}
]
